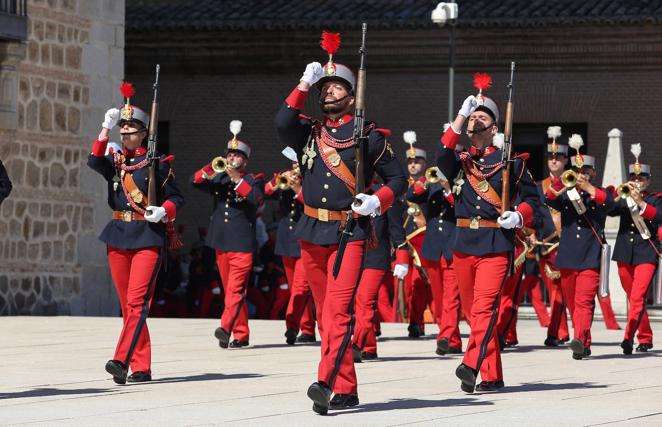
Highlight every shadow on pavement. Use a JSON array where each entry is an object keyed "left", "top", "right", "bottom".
[
  {"left": 586, "top": 351, "right": 661, "bottom": 361},
  {"left": 377, "top": 355, "right": 459, "bottom": 362},
  {"left": 0, "top": 387, "right": 124, "bottom": 400},
  {"left": 248, "top": 342, "right": 321, "bottom": 350},
  {"left": 152, "top": 372, "right": 263, "bottom": 384},
  {"left": 500, "top": 381, "right": 608, "bottom": 393},
  {"left": 378, "top": 336, "right": 436, "bottom": 342},
  {"left": 330, "top": 397, "right": 493, "bottom": 415}
]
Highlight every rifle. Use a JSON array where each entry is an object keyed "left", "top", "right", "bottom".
[
  {"left": 500, "top": 61, "right": 515, "bottom": 215},
  {"left": 332, "top": 23, "right": 368, "bottom": 279},
  {"left": 147, "top": 64, "right": 161, "bottom": 208}
]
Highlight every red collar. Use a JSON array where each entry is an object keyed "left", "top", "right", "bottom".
[
  {"left": 469, "top": 145, "right": 496, "bottom": 158},
  {"left": 324, "top": 113, "right": 354, "bottom": 128},
  {"left": 124, "top": 146, "right": 146, "bottom": 158}
]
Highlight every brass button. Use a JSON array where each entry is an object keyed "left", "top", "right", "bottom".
[
  {"left": 577, "top": 226, "right": 581, "bottom": 230},
  {"left": 224, "top": 212, "right": 228, "bottom": 216},
  {"left": 476, "top": 205, "right": 481, "bottom": 209},
  {"left": 331, "top": 128, "right": 337, "bottom": 133},
  {"left": 126, "top": 202, "right": 130, "bottom": 206},
  {"left": 576, "top": 234, "right": 580, "bottom": 238},
  {"left": 326, "top": 172, "right": 332, "bottom": 177},
  {"left": 438, "top": 227, "right": 443, "bottom": 231},
  {"left": 477, "top": 196, "right": 481, "bottom": 201},
  {"left": 479, "top": 158, "right": 484, "bottom": 162},
  {"left": 225, "top": 204, "right": 229, "bottom": 208},
  {"left": 630, "top": 230, "right": 634, "bottom": 234},
  {"left": 289, "top": 226, "right": 293, "bottom": 230},
  {"left": 324, "top": 184, "right": 329, "bottom": 189},
  {"left": 289, "top": 218, "right": 293, "bottom": 222},
  {"left": 438, "top": 219, "right": 443, "bottom": 223},
  {"left": 224, "top": 219, "right": 229, "bottom": 223},
  {"left": 322, "top": 197, "right": 327, "bottom": 203},
  {"left": 215, "top": 192, "right": 219, "bottom": 195},
  {"left": 432, "top": 200, "right": 436, "bottom": 204},
  {"left": 291, "top": 202, "right": 295, "bottom": 207},
  {"left": 630, "top": 238, "right": 634, "bottom": 242}
]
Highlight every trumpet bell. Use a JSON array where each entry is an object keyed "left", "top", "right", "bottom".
[
  {"left": 211, "top": 156, "right": 227, "bottom": 174},
  {"left": 276, "top": 175, "right": 291, "bottom": 190},
  {"left": 616, "top": 183, "right": 631, "bottom": 198},
  {"left": 425, "top": 167, "right": 445, "bottom": 184},
  {"left": 561, "top": 170, "right": 577, "bottom": 188}
]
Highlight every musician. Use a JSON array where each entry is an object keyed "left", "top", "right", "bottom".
[
  {"left": 407, "top": 138, "right": 462, "bottom": 355},
  {"left": 264, "top": 148, "right": 317, "bottom": 345},
  {"left": 608, "top": 144, "right": 662, "bottom": 354},
  {"left": 192, "top": 120, "right": 265, "bottom": 349},
  {"left": 88, "top": 83, "right": 184, "bottom": 384},
  {"left": 274, "top": 31, "right": 406, "bottom": 414},
  {"left": 545, "top": 135, "right": 614, "bottom": 360},
  {"left": 437, "top": 73, "right": 541, "bottom": 393}
]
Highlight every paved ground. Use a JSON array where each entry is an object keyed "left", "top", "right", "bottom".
[{"left": 0, "top": 317, "right": 660, "bottom": 426}]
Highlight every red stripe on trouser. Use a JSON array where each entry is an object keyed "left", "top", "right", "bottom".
[
  {"left": 424, "top": 257, "right": 462, "bottom": 349},
  {"left": 497, "top": 262, "right": 524, "bottom": 344},
  {"left": 107, "top": 246, "right": 161, "bottom": 373},
  {"left": 353, "top": 268, "right": 386, "bottom": 354},
  {"left": 377, "top": 275, "right": 394, "bottom": 323},
  {"left": 598, "top": 295, "right": 621, "bottom": 330},
  {"left": 540, "top": 258, "right": 569, "bottom": 340},
  {"left": 300, "top": 240, "right": 365, "bottom": 395},
  {"left": 284, "top": 256, "right": 316, "bottom": 335},
  {"left": 618, "top": 262, "right": 655, "bottom": 344},
  {"left": 217, "top": 250, "right": 252, "bottom": 341},
  {"left": 560, "top": 268, "right": 599, "bottom": 347},
  {"left": 454, "top": 251, "right": 508, "bottom": 382}
]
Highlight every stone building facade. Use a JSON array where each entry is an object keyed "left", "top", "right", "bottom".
[{"left": 0, "top": 0, "right": 125, "bottom": 315}]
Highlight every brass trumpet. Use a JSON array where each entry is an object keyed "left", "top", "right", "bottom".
[
  {"left": 615, "top": 182, "right": 636, "bottom": 201},
  {"left": 211, "top": 156, "right": 228, "bottom": 174},
  {"left": 275, "top": 170, "right": 301, "bottom": 190},
  {"left": 561, "top": 169, "right": 578, "bottom": 188},
  {"left": 424, "top": 166, "right": 445, "bottom": 184}
]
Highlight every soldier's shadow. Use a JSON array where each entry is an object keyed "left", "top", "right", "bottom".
[
  {"left": 151, "top": 372, "right": 263, "bottom": 384},
  {"left": 329, "top": 397, "right": 493, "bottom": 416},
  {"left": 0, "top": 387, "right": 138, "bottom": 400},
  {"left": 248, "top": 342, "right": 321, "bottom": 349},
  {"left": 585, "top": 350, "right": 662, "bottom": 361},
  {"left": 498, "top": 381, "right": 608, "bottom": 393}
]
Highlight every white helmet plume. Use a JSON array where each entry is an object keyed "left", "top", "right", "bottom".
[
  {"left": 403, "top": 131, "right": 417, "bottom": 145},
  {"left": 547, "top": 126, "right": 562, "bottom": 140},
  {"left": 630, "top": 143, "right": 641, "bottom": 162},
  {"left": 229, "top": 120, "right": 242, "bottom": 138},
  {"left": 568, "top": 134, "right": 584, "bottom": 152}
]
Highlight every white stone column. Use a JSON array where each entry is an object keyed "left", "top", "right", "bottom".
[{"left": 601, "top": 128, "right": 627, "bottom": 317}]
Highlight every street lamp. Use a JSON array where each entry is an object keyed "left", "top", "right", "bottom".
[{"left": 431, "top": 1, "right": 459, "bottom": 124}]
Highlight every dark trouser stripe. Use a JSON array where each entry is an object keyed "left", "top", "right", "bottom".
[
  {"left": 585, "top": 296, "right": 596, "bottom": 345},
  {"left": 632, "top": 275, "right": 654, "bottom": 341},
  {"left": 476, "top": 252, "right": 512, "bottom": 372},
  {"left": 502, "top": 270, "right": 524, "bottom": 338},
  {"left": 123, "top": 248, "right": 163, "bottom": 367},
  {"left": 329, "top": 242, "right": 366, "bottom": 390}
]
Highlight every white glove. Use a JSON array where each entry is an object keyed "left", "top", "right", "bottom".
[
  {"left": 393, "top": 264, "right": 409, "bottom": 280},
  {"left": 458, "top": 95, "right": 479, "bottom": 118},
  {"left": 497, "top": 210, "right": 522, "bottom": 229},
  {"left": 352, "top": 193, "right": 381, "bottom": 217},
  {"left": 211, "top": 286, "right": 221, "bottom": 295},
  {"left": 144, "top": 205, "right": 167, "bottom": 223},
  {"left": 300, "top": 62, "right": 324, "bottom": 86},
  {"left": 102, "top": 108, "right": 120, "bottom": 129}
]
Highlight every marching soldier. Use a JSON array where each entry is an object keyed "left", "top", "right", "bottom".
[
  {"left": 0, "top": 159, "right": 12, "bottom": 205},
  {"left": 274, "top": 31, "right": 406, "bottom": 414},
  {"left": 407, "top": 137, "right": 463, "bottom": 355},
  {"left": 264, "top": 147, "right": 317, "bottom": 345},
  {"left": 437, "top": 73, "right": 541, "bottom": 393},
  {"left": 545, "top": 134, "right": 614, "bottom": 360},
  {"left": 401, "top": 133, "right": 431, "bottom": 338},
  {"left": 353, "top": 180, "right": 408, "bottom": 362},
  {"left": 609, "top": 144, "right": 661, "bottom": 354},
  {"left": 538, "top": 127, "right": 570, "bottom": 346},
  {"left": 88, "top": 83, "right": 184, "bottom": 384},
  {"left": 192, "top": 120, "right": 265, "bottom": 349}
]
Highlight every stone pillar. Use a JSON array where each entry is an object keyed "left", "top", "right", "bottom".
[{"left": 601, "top": 128, "right": 626, "bottom": 316}]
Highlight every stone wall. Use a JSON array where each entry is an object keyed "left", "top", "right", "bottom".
[{"left": 0, "top": 0, "right": 125, "bottom": 315}]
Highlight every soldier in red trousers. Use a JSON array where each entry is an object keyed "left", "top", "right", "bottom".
[{"left": 88, "top": 83, "right": 184, "bottom": 384}]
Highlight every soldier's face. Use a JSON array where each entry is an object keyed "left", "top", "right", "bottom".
[
  {"left": 227, "top": 152, "right": 247, "bottom": 170},
  {"left": 119, "top": 122, "right": 147, "bottom": 150},
  {"left": 407, "top": 158, "right": 426, "bottom": 177},
  {"left": 577, "top": 166, "right": 595, "bottom": 181},
  {"left": 467, "top": 111, "right": 497, "bottom": 143},
  {"left": 320, "top": 81, "right": 354, "bottom": 115},
  {"left": 547, "top": 154, "right": 567, "bottom": 174},
  {"left": 630, "top": 174, "right": 650, "bottom": 191}
]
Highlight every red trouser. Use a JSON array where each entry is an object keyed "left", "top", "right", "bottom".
[
  {"left": 377, "top": 274, "right": 394, "bottom": 323},
  {"left": 107, "top": 246, "right": 162, "bottom": 373},
  {"left": 497, "top": 262, "right": 524, "bottom": 344},
  {"left": 560, "top": 268, "right": 599, "bottom": 347},
  {"left": 353, "top": 268, "right": 387, "bottom": 354},
  {"left": 598, "top": 295, "right": 621, "bottom": 330},
  {"left": 300, "top": 240, "right": 365, "bottom": 395},
  {"left": 520, "top": 273, "right": 551, "bottom": 327},
  {"left": 539, "top": 258, "right": 569, "bottom": 340},
  {"left": 216, "top": 250, "right": 252, "bottom": 341},
  {"left": 618, "top": 262, "right": 655, "bottom": 344},
  {"left": 283, "top": 256, "right": 316, "bottom": 336},
  {"left": 454, "top": 251, "right": 509, "bottom": 382},
  {"left": 425, "top": 257, "right": 462, "bottom": 349}
]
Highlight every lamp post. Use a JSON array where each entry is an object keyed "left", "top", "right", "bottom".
[{"left": 431, "top": 1, "right": 459, "bottom": 124}]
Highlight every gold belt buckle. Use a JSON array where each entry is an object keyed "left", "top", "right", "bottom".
[
  {"left": 469, "top": 217, "right": 480, "bottom": 230},
  {"left": 122, "top": 211, "right": 133, "bottom": 222},
  {"left": 318, "top": 208, "right": 329, "bottom": 222}
]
